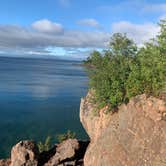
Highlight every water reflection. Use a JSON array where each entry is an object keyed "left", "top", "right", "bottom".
[{"left": 0, "top": 57, "right": 88, "bottom": 158}]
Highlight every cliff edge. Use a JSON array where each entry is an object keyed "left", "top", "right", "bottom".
[
  {"left": 0, "top": 91, "right": 165, "bottom": 166},
  {"left": 80, "top": 91, "right": 166, "bottom": 166}
]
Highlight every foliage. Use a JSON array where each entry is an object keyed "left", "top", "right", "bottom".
[
  {"left": 84, "top": 20, "right": 166, "bottom": 111},
  {"left": 109, "top": 33, "right": 137, "bottom": 57},
  {"left": 37, "top": 131, "right": 77, "bottom": 152},
  {"left": 56, "top": 130, "right": 76, "bottom": 143},
  {"left": 37, "top": 136, "right": 52, "bottom": 153}
]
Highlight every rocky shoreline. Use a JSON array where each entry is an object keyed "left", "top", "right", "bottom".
[
  {"left": 0, "top": 139, "right": 89, "bottom": 166},
  {"left": 0, "top": 92, "right": 166, "bottom": 166},
  {"left": 80, "top": 92, "right": 166, "bottom": 166}
]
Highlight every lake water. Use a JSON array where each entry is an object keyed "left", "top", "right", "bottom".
[{"left": 0, "top": 56, "right": 88, "bottom": 158}]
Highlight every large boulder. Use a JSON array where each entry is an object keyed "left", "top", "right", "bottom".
[
  {"left": 80, "top": 92, "right": 166, "bottom": 166},
  {"left": 10, "top": 140, "right": 39, "bottom": 166},
  {"left": 45, "top": 139, "right": 79, "bottom": 166}
]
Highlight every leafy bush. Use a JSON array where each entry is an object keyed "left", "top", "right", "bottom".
[
  {"left": 56, "top": 130, "right": 76, "bottom": 143},
  {"left": 37, "top": 131, "right": 77, "bottom": 152},
  {"left": 37, "top": 136, "right": 52, "bottom": 153},
  {"left": 84, "top": 20, "right": 166, "bottom": 111}
]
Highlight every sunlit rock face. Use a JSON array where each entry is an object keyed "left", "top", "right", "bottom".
[
  {"left": 0, "top": 159, "right": 11, "bottom": 166},
  {"left": 0, "top": 139, "right": 89, "bottom": 166},
  {"left": 10, "top": 141, "right": 39, "bottom": 166},
  {"left": 80, "top": 91, "right": 166, "bottom": 166},
  {"left": 44, "top": 139, "right": 79, "bottom": 166}
]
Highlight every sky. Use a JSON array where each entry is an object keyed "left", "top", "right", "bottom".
[{"left": 0, "top": 0, "right": 166, "bottom": 59}]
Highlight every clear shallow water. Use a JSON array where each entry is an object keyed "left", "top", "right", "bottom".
[{"left": 0, "top": 57, "right": 88, "bottom": 158}]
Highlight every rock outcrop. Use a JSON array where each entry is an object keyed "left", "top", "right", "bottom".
[
  {"left": 10, "top": 141, "right": 39, "bottom": 166},
  {"left": 44, "top": 139, "right": 79, "bottom": 166},
  {"left": 0, "top": 139, "right": 89, "bottom": 166},
  {"left": 0, "top": 159, "right": 11, "bottom": 166},
  {"left": 41, "top": 139, "right": 89, "bottom": 166},
  {"left": 80, "top": 91, "right": 166, "bottom": 166}
]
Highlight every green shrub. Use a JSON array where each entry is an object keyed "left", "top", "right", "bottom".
[
  {"left": 56, "top": 130, "right": 76, "bottom": 143},
  {"left": 84, "top": 20, "right": 166, "bottom": 112},
  {"left": 37, "top": 131, "right": 77, "bottom": 152},
  {"left": 37, "top": 136, "right": 52, "bottom": 153}
]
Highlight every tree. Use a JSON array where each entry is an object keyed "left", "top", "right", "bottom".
[
  {"left": 158, "top": 20, "right": 166, "bottom": 55},
  {"left": 109, "top": 33, "right": 137, "bottom": 57},
  {"left": 83, "top": 51, "right": 102, "bottom": 67},
  {"left": 84, "top": 20, "right": 166, "bottom": 112}
]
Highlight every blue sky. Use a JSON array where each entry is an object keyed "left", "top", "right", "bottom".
[{"left": 0, "top": 0, "right": 166, "bottom": 59}]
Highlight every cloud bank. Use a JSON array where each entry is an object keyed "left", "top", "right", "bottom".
[
  {"left": 0, "top": 18, "right": 162, "bottom": 59},
  {"left": 0, "top": 20, "right": 110, "bottom": 58},
  {"left": 0, "top": 24, "right": 110, "bottom": 49},
  {"left": 112, "top": 21, "right": 160, "bottom": 46}
]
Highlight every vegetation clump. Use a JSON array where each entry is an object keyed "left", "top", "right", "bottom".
[
  {"left": 56, "top": 130, "right": 76, "bottom": 143},
  {"left": 38, "top": 136, "right": 52, "bottom": 153},
  {"left": 84, "top": 20, "right": 166, "bottom": 111},
  {"left": 37, "top": 130, "right": 76, "bottom": 152}
]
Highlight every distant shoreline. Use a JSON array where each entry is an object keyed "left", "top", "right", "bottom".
[{"left": 0, "top": 55, "right": 83, "bottom": 63}]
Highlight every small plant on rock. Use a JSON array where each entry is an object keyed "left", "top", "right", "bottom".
[
  {"left": 56, "top": 130, "right": 76, "bottom": 143},
  {"left": 37, "top": 136, "right": 52, "bottom": 153}
]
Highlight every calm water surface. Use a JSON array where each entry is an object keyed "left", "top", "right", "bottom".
[{"left": 0, "top": 57, "right": 88, "bottom": 158}]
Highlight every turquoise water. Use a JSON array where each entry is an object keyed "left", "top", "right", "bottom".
[{"left": 0, "top": 57, "right": 88, "bottom": 158}]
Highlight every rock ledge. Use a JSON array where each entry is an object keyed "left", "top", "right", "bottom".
[{"left": 80, "top": 92, "right": 166, "bottom": 166}]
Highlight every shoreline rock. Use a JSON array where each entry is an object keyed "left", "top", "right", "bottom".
[
  {"left": 0, "top": 139, "right": 89, "bottom": 166},
  {"left": 0, "top": 159, "right": 11, "bottom": 166},
  {"left": 80, "top": 92, "right": 166, "bottom": 166}
]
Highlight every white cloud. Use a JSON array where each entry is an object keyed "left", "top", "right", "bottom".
[
  {"left": 32, "top": 19, "right": 64, "bottom": 34},
  {"left": 112, "top": 21, "right": 160, "bottom": 46},
  {"left": 77, "top": 19, "right": 101, "bottom": 28},
  {"left": 159, "top": 14, "right": 166, "bottom": 20},
  {"left": 0, "top": 24, "right": 110, "bottom": 53},
  {"left": 0, "top": 18, "right": 162, "bottom": 59}
]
